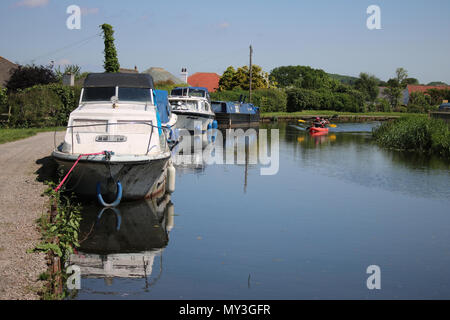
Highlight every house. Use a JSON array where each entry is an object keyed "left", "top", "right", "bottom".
[
  {"left": 0, "top": 56, "right": 18, "bottom": 88},
  {"left": 404, "top": 85, "right": 450, "bottom": 105},
  {"left": 188, "top": 72, "right": 220, "bottom": 93},
  {"left": 378, "top": 85, "right": 450, "bottom": 105}
]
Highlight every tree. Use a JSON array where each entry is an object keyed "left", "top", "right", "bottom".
[
  {"left": 396, "top": 67, "right": 408, "bottom": 87},
  {"left": 404, "top": 78, "right": 419, "bottom": 85},
  {"left": 355, "top": 73, "right": 380, "bottom": 102},
  {"left": 218, "top": 65, "right": 269, "bottom": 91},
  {"left": 385, "top": 78, "right": 403, "bottom": 108},
  {"left": 218, "top": 66, "right": 236, "bottom": 91},
  {"left": 6, "top": 64, "right": 57, "bottom": 92},
  {"left": 100, "top": 23, "right": 120, "bottom": 73},
  {"left": 270, "top": 65, "right": 337, "bottom": 90}
]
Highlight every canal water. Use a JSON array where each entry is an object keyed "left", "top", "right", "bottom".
[{"left": 70, "top": 122, "right": 450, "bottom": 300}]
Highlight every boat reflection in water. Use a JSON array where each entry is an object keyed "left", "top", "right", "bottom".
[{"left": 69, "top": 192, "right": 174, "bottom": 286}]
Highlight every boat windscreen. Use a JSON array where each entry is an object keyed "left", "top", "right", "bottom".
[
  {"left": 82, "top": 87, "right": 116, "bottom": 102},
  {"left": 119, "top": 88, "right": 151, "bottom": 102},
  {"left": 171, "top": 88, "right": 206, "bottom": 98}
]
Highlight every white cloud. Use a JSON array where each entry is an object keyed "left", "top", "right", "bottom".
[{"left": 14, "top": 0, "right": 49, "bottom": 8}]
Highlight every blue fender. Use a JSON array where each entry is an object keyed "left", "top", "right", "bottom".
[{"left": 96, "top": 181, "right": 123, "bottom": 208}]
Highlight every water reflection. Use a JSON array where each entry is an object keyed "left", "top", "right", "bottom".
[{"left": 69, "top": 192, "right": 174, "bottom": 288}]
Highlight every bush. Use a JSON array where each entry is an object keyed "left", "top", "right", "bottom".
[
  {"left": 7, "top": 84, "right": 81, "bottom": 128},
  {"left": 373, "top": 117, "right": 450, "bottom": 157},
  {"left": 211, "top": 88, "right": 287, "bottom": 113},
  {"left": 286, "top": 88, "right": 365, "bottom": 113}
]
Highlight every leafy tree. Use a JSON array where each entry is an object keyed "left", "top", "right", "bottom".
[
  {"left": 100, "top": 23, "right": 120, "bottom": 73},
  {"left": 404, "top": 78, "right": 419, "bottom": 85},
  {"left": 6, "top": 64, "right": 57, "bottom": 92},
  {"left": 218, "top": 66, "right": 236, "bottom": 91},
  {"left": 355, "top": 73, "right": 380, "bottom": 102},
  {"left": 218, "top": 65, "right": 269, "bottom": 91},
  {"left": 396, "top": 67, "right": 408, "bottom": 87},
  {"left": 270, "top": 65, "right": 337, "bottom": 90},
  {"left": 385, "top": 78, "right": 403, "bottom": 109}
]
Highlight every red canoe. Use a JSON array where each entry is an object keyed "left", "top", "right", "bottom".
[{"left": 309, "top": 127, "right": 329, "bottom": 134}]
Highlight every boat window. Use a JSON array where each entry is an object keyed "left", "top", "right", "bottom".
[
  {"left": 189, "top": 89, "right": 206, "bottom": 98},
  {"left": 82, "top": 87, "right": 116, "bottom": 102},
  {"left": 118, "top": 88, "right": 151, "bottom": 102}
]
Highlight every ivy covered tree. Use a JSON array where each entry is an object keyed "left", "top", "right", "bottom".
[{"left": 100, "top": 23, "right": 120, "bottom": 73}]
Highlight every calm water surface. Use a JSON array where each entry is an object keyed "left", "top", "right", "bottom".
[{"left": 71, "top": 122, "right": 450, "bottom": 300}]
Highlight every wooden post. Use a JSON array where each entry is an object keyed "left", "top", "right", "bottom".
[{"left": 249, "top": 45, "right": 253, "bottom": 104}]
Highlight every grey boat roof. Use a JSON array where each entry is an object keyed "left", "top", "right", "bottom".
[{"left": 83, "top": 73, "right": 154, "bottom": 89}]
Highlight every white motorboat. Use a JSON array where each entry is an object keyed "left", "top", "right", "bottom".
[
  {"left": 52, "top": 73, "right": 177, "bottom": 201},
  {"left": 168, "top": 87, "right": 216, "bottom": 134}
]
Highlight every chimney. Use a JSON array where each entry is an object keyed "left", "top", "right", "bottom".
[
  {"left": 180, "top": 68, "right": 188, "bottom": 84},
  {"left": 62, "top": 73, "right": 75, "bottom": 87}
]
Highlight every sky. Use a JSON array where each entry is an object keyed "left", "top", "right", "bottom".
[{"left": 1, "top": 0, "right": 450, "bottom": 84}]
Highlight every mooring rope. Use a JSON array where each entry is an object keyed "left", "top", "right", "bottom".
[{"left": 54, "top": 151, "right": 107, "bottom": 192}]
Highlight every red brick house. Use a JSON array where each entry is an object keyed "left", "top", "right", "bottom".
[{"left": 188, "top": 72, "right": 220, "bottom": 92}]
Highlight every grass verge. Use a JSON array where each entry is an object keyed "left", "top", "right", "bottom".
[
  {"left": 261, "top": 111, "right": 427, "bottom": 118},
  {"left": 0, "top": 127, "right": 65, "bottom": 145}
]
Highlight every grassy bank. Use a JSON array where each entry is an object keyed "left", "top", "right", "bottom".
[
  {"left": 0, "top": 127, "right": 65, "bottom": 145},
  {"left": 261, "top": 111, "right": 427, "bottom": 118},
  {"left": 373, "top": 117, "right": 450, "bottom": 158}
]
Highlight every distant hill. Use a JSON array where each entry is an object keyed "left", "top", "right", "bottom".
[
  {"left": 427, "top": 81, "right": 448, "bottom": 86},
  {"left": 328, "top": 73, "right": 359, "bottom": 85}
]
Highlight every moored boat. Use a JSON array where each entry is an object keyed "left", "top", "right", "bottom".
[
  {"left": 212, "top": 99, "right": 260, "bottom": 129},
  {"left": 52, "top": 73, "right": 177, "bottom": 201},
  {"left": 168, "top": 87, "right": 215, "bottom": 134}
]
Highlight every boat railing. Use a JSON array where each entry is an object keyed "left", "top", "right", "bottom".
[{"left": 54, "top": 121, "right": 172, "bottom": 155}]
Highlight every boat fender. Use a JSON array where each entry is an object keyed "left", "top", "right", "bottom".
[
  {"left": 166, "top": 202, "right": 175, "bottom": 232},
  {"left": 166, "top": 165, "right": 176, "bottom": 194},
  {"left": 97, "top": 181, "right": 123, "bottom": 208},
  {"left": 212, "top": 120, "right": 218, "bottom": 129},
  {"left": 207, "top": 123, "right": 212, "bottom": 130}
]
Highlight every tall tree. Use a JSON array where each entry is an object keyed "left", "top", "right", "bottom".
[
  {"left": 355, "top": 73, "right": 380, "bottom": 102},
  {"left": 396, "top": 67, "right": 408, "bottom": 87},
  {"left": 100, "top": 23, "right": 120, "bottom": 73}
]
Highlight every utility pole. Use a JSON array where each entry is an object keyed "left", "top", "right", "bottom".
[{"left": 249, "top": 45, "right": 253, "bottom": 104}]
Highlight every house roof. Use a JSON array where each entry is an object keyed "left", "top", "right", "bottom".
[
  {"left": 0, "top": 56, "right": 18, "bottom": 88},
  {"left": 407, "top": 85, "right": 450, "bottom": 94},
  {"left": 188, "top": 72, "right": 220, "bottom": 93},
  {"left": 119, "top": 66, "right": 139, "bottom": 74}
]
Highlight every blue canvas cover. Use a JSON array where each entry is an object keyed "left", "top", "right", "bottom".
[
  {"left": 212, "top": 101, "right": 259, "bottom": 115},
  {"left": 153, "top": 90, "right": 171, "bottom": 124}
]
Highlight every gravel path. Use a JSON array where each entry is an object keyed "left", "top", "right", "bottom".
[{"left": 0, "top": 131, "right": 64, "bottom": 300}]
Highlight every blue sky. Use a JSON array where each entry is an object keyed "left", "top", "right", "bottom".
[{"left": 1, "top": 0, "right": 450, "bottom": 83}]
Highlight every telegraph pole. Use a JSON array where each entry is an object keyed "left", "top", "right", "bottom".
[{"left": 249, "top": 45, "right": 253, "bottom": 104}]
